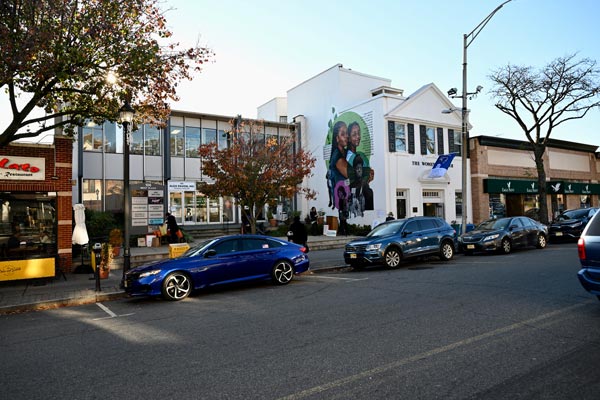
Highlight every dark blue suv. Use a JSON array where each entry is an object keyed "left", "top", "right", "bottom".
[
  {"left": 344, "top": 216, "right": 456, "bottom": 269},
  {"left": 577, "top": 210, "right": 600, "bottom": 301}
]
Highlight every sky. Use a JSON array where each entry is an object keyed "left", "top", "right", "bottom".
[{"left": 164, "top": 0, "right": 600, "bottom": 146}]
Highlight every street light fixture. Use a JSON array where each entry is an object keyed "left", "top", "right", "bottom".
[
  {"left": 448, "top": 0, "right": 512, "bottom": 235},
  {"left": 119, "top": 101, "right": 135, "bottom": 283}
]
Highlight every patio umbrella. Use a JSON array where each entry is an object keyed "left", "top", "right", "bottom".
[{"left": 72, "top": 203, "right": 90, "bottom": 273}]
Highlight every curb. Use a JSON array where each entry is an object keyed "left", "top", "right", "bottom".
[{"left": 0, "top": 291, "right": 128, "bottom": 315}]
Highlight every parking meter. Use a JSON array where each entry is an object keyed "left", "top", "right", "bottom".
[{"left": 92, "top": 243, "right": 102, "bottom": 292}]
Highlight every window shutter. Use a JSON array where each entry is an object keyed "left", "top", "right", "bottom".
[
  {"left": 419, "top": 125, "right": 427, "bottom": 155},
  {"left": 437, "top": 127, "right": 444, "bottom": 155},
  {"left": 408, "top": 124, "right": 415, "bottom": 154},
  {"left": 387, "top": 121, "right": 396, "bottom": 152},
  {"left": 448, "top": 129, "right": 455, "bottom": 154}
]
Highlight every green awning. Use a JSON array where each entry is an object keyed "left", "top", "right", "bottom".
[{"left": 485, "top": 178, "right": 600, "bottom": 195}]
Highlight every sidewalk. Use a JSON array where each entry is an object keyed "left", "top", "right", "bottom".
[{"left": 0, "top": 235, "right": 352, "bottom": 315}]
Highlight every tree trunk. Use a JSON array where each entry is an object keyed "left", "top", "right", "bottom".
[{"left": 533, "top": 145, "right": 549, "bottom": 225}]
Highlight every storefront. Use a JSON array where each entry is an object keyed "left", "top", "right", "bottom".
[
  {"left": 471, "top": 136, "right": 599, "bottom": 224},
  {"left": 0, "top": 136, "right": 73, "bottom": 280}
]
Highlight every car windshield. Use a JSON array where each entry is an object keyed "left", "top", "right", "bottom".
[
  {"left": 181, "top": 238, "right": 218, "bottom": 257},
  {"left": 367, "top": 221, "right": 404, "bottom": 237},
  {"left": 557, "top": 209, "right": 589, "bottom": 221},
  {"left": 476, "top": 219, "right": 510, "bottom": 231}
]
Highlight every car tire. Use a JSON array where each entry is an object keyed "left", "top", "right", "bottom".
[
  {"left": 536, "top": 234, "right": 547, "bottom": 249},
  {"left": 272, "top": 260, "right": 294, "bottom": 285},
  {"left": 384, "top": 247, "right": 401, "bottom": 269},
  {"left": 439, "top": 240, "right": 454, "bottom": 261},
  {"left": 500, "top": 238, "right": 512, "bottom": 254},
  {"left": 161, "top": 272, "right": 192, "bottom": 301}
]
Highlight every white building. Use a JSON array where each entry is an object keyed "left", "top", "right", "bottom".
[{"left": 259, "top": 64, "right": 471, "bottom": 228}]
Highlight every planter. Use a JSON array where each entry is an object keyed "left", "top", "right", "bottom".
[
  {"left": 269, "top": 219, "right": 278, "bottom": 227},
  {"left": 112, "top": 246, "right": 121, "bottom": 257},
  {"left": 99, "top": 266, "right": 109, "bottom": 279},
  {"left": 317, "top": 216, "right": 324, "bottom": 225}
]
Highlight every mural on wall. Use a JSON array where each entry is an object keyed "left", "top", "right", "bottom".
[{"left": 324, "top": 108, "right": 374, "bottom": 230}]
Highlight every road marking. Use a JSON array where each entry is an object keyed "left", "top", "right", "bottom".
[
  {"left": 277, "top": 301, "right": 590, "bottom": 400},
  {"left": 93, "top": 302, "right": 135, "bottom": 320},
  {"left": 304, "top": 275, "right": 369, "bottom": 282}
]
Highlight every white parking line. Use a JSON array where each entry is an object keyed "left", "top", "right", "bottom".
[{"left": 94, "top": 302, "right": 135, "bottom": 320}]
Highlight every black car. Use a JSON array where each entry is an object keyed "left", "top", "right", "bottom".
[
  {"left": 549, "top": 207, "right": 598, "bottom": 242},
  {"left": 458, "top": 216, "right": 548, "bottom": 255},
  {"left": 343, "top": 216, "right": 456, "bottom": 269}
]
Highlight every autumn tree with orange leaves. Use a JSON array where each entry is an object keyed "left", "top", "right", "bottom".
[
  {"left": 198, "top": 118, "right": 316, "bottom": 234},
  {"left": 0, "top": 0, "right": 212, "bottom": 146}
]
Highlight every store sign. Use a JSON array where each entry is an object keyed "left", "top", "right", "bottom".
[
  {"left": 0, "top": 258, "right": 55, "bottom": 281},
  {"left": 548, "top": 181, "right": 600, "bottom": 195},
  {"left": 0, "top": 155, "right": 45, "bottom": 180},
  {"left": 131, "top": 183, "right": 165, "bottom": 234},
  {"left": 484, "top": 179, "right": 538, "bottom": 194},
  {"left": 168, "top": 181, "right": 196, "bottom": 191}
]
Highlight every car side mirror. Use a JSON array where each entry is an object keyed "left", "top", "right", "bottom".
[
  {"left": 402, "top": 231, "right": 411, "bottom": 237},
  {"left": 509, "top": 225, "right": 517, "bottom": 231},
  {"left": 204, "top": 249, "right": 217, "bottom": 258}
]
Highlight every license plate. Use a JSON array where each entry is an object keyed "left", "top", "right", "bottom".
[
  {"left": 466, "top": 244, "right": 475, "bottom": 249},
  {"left": 350, "top": 253, "right": 357, "bottom": 259},
  {"left": 555, "top": 232, "right": 563, "bottom": 236}
]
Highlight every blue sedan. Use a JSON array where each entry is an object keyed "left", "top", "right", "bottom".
[{"left": 124, "top": 235, "right": 310, "bottom": 301}]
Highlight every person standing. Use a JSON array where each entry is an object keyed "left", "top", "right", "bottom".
[
  {"left": 288, "top": 215, "right": 308, "bottom": 251},
  {"left": 166, "top": 212, "right": 180, "bottom": 243}
]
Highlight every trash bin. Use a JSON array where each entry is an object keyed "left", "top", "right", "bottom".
[{"left": 169, "top": 243, "right": 190, "bottom": 258}]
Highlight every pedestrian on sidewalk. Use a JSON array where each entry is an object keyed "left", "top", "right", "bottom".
[
  {"left": 166, "top": 212, "right": 181, "bottom": 243},
  {"left": 288, "top": 215, "right": 309, "bottom": 252}
]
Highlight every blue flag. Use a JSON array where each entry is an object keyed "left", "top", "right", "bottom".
[{"left": 428, "top": 153, "right": 456, "bottom": 178}]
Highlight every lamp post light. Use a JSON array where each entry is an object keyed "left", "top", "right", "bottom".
[
  {"left": 448, "top": 0, "right": 512, "bottom": 235},
  {"left": 119, "top": 101, "right": 135, "bottom": 282}
]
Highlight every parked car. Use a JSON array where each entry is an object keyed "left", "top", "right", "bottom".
[
  {"left": 549, "top": 207, "right": 598, "bottom": 242},
  {"left": 343, "top": 216, "right": 456, "bottom": 269},
  {"left": 124, "top": 235, "right": 309, "bottom": 301},
  {"left": 577, "top": 210, "right": 600, "bottom": 301},
  {"left": 458, "top": 216, "right": 548, "bottom": 255}
]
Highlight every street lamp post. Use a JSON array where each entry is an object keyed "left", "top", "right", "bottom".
[
  {"left": 119, "top": 101, "right": 135, "bottom": 282},
  {"left": 451, "top": 0, "right": 512, "bottom": 235}
]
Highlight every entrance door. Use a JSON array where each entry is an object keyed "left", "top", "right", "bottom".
[
  {"left": 183, "top": 191, "right": 195, "bottom": 225},
  {"left": 422, "top": 190, "right": 444, "bottom": 218},
  {"left": 169, "top": 192, "right": 183, "bottom": 224}
]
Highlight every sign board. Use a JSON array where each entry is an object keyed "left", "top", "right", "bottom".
[
  {"left": 0, "top": 155, "right": 45, "bottom": 181},
  {"left": 0, "top": 258, "right": 55, "bottom": 281},
  {"left": 130, "top": 183, "right": 165, "bottom": 235}
]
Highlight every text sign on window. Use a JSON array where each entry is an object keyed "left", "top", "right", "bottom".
[{"left": 0, "top": 155, "right": 45, "bottom": 180}]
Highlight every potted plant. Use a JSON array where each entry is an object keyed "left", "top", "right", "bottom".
[
  {"left": 109, "top": 228, "right": 122, "bottom": 257},
  {"left": 99, "top": 242, "right": 113, "bottom": 279},
  {"left": 267, "top": 210, "right": 277, "bottom": 227},
  {"left": 317, "top": 209, "right": 325, "bottom": 225}
]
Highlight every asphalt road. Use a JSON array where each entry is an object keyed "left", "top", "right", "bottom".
[{"left": 2, "top": 243, "right": 600, "bottom": 399}]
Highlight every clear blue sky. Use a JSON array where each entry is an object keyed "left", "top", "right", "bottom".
[{"left": 167, "top": 0, "right": 600, "bottom": 145}]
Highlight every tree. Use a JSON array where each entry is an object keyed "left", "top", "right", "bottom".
[
  {"left": 198, "top": 117, "right": 316, "bottom": 234},
  {"left": 0, "top": 0, "right": 212, "bottom": 146},
  {"left": 489, "top": 54, "right": 600, "bottom": 224}
]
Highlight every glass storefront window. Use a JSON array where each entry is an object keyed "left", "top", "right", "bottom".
[
  {"left": 0, "top": 193, "right": 57, "bottom": 260},
  {"left": 82, "top": 179, "right": 103, "bottom": 211},
  {"left": 208, "top": 198, "right": 220, "bottom": 223}
]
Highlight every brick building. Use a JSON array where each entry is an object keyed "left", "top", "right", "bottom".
[
  {"left": 0, "top": 134, "right": 73, "bottom": 281},
  {"left": 470, "top": 135, "right": 599, "bottom": 225}
]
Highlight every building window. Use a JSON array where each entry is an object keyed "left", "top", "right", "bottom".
[
  {"left": 82, "top": 122, "right": 103, "bottom": 151},
  {"left": 145, "top": 125, "right": 161, "bottom": 156},
  {"left": 395, "top": 123, "right": 406, "bottom": 152},
  {"left": 455, "top": 191, "right": 463, "bottom": 219},
  {"left": 425, "top": 126, "right": 435, "bottom": 155},
  {"left": 454, "top": 130, "right": 462, "bottom": 156},
  {"left": 170, "top": 125, "right": 184, "bottom": 156},
  {"left": 105, "top": 180, "right": 123, "bottom": 212},
  {"left": 185, "top": 126, "right": 201, "bottom": 158},
  {"left": 202, "top": 127, "right": 217, "bottom": 145},
  {"left": 279, "top": 116, "right": 288, "bottom": 123},
  {"left": 82, "top": 179, "right": 103, "bottom": 211},
  {"left": 131, "top": 126, "right": 144, "bottom": 155},
  {"left": 104, "top": 121, "right": 118, "bottom": 153}
]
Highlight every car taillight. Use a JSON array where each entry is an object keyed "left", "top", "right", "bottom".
[
  {"left": 299, "top": 246, "right": 308, "bottom": 253},
  {"left": 578, "top": 237, "right": 586, "bottom": 260}
]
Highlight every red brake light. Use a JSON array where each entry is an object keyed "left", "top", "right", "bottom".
[
  {"left": 299, "top": 246, "right": 308, "bottom": 253},
  {"left": 578, "top": 237, "right": 586, "bottom": 260}
]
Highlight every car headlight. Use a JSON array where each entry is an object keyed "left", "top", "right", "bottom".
[
  {"left": 366, "top": 243, "right": 382, "bottom": 251},
  {"left": 570, "top": 221, "right": 583, "bottom": 227},
  {"left": 139, "top": 269, "right": 161, "bottom": 278},
  {"left": 483, "top": 234, "right": 500, "bottom": 241}
]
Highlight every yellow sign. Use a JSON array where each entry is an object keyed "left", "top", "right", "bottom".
[
  {"left": 0, "top": 258, "right": 55, "bottom": 281},
  {"left": 169, "top": 243, "right": 190, "bottom": 258}
]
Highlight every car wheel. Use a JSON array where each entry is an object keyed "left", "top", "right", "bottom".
[
  {"left": 161, "top": 272, "right": 192, "bottom": 301},
  {"left": 500, "top": 238, "right": 512, "bottom": 254},
  {"left": 536, "top": 234, "right": 547, "bottom": 249},
  {"left": 384, "top": 247, "right": 401, "bottom": 269},
  {"left": 439, "top": 241, "right": 454, "bottom": 261},
  {"left": 272, "top": 260, "right": 294, "bottom": 285}
]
